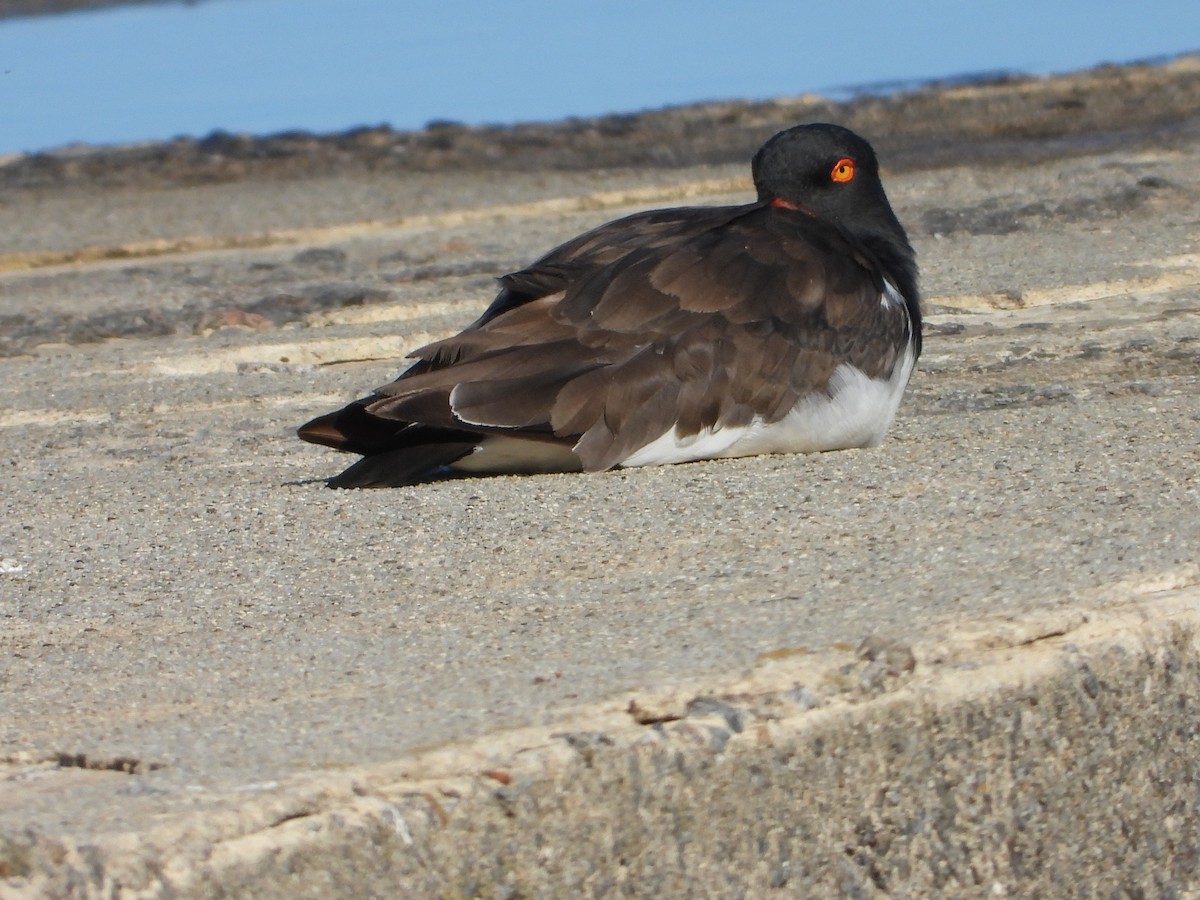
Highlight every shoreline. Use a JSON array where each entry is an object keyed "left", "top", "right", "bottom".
[
  {"left": 4, "top": 54, "right": 1200, "bottom": 191},
  {"left": 0, "top": 0, "right": 207, "bottom": 20}
]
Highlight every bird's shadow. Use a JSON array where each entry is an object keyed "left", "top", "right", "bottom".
[
  {"left": 281, "top": 468, "right": 476, "bottom": 489},
  {"left": 282, "top": 476, "right": 334, "bottom": 488}
]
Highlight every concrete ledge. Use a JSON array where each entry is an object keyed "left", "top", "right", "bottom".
[{"left": 6, "top": 583, "right": 1199, "bottom": 897}]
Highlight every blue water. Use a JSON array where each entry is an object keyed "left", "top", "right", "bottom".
[{"left": 2, "top": 0, "right": 1198, "bottom": 156}]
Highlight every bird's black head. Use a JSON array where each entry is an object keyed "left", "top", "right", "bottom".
[
  {"left": 752, "top": 123, "right": 889, "bottom": 224},
  {"left": 752, "top": 123, "right": 918, "bottom": 307}
]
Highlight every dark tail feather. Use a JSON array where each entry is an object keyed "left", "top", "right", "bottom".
[
  {"left": 299, "top": 396, "right": 486, "bottom": 487},
  {"left": 327, "top": 441, "right": 478, "bottom": 488},
  {"left": 297, "top": 398, "right": 407, "bottom": 455}
]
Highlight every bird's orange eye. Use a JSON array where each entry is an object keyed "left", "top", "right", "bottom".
[{"left": 831, "top": 158, "right": 855, "bottom": 183}]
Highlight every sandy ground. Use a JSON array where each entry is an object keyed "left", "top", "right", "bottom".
[{"left": 1, "top": 59, "right": 1199, "bottom": 893}]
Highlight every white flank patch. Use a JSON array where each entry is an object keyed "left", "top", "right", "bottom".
[
  {"left": 620, "top": 339, "right": 917, "bottom": 469},
  {"left": 450, "top": 436, "right": 583, "bottom": 474},
  {"left": 620, "top": 425, "right": 752, "bottom": 468}
]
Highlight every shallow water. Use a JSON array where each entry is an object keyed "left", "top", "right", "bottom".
[{"left": 2, "top": 0, "right": 1198, "bottom": 155}]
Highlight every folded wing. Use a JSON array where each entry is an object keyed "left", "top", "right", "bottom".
[{"left": 299, "top": 203, "right": 913, "bottom": 485}]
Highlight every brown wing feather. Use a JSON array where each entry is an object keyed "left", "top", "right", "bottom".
[{"left": 317, "top": 202, "right": 913, "bottom": 474}]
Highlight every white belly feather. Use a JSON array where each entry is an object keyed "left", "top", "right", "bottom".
[{"left": 620, "top": 340, "right": 916, "bottom": 468}]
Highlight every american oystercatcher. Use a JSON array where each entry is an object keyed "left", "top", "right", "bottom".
[{"left": 298, "top": 123, "right": 921, "bottom": 488}]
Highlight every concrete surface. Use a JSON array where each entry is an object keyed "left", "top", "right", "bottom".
[{"left": 2, "top": 68, "right": 1200, "bottom": 896}]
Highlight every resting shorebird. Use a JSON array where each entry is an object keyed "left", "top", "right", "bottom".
[{"left": 298, "top": 123, "right": 920, "bottom": 488}]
